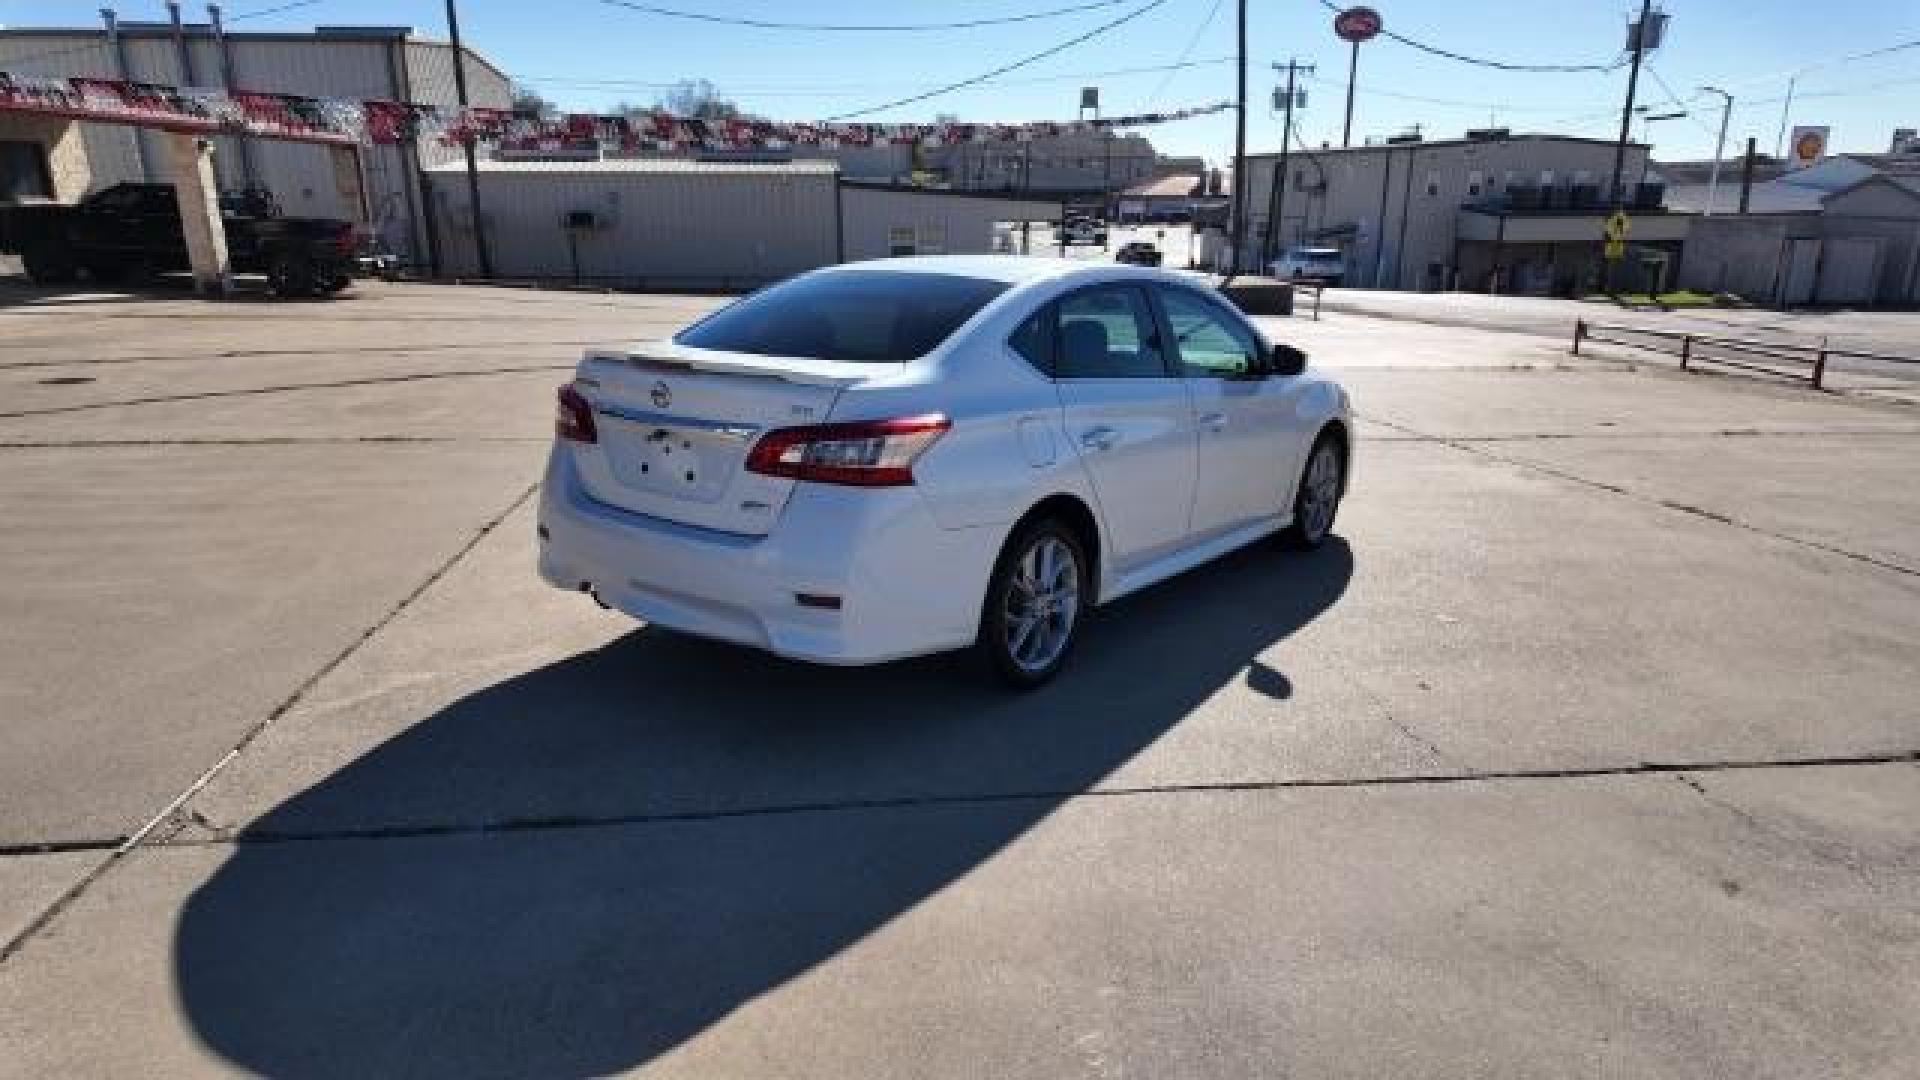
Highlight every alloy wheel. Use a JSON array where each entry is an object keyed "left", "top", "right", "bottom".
[{"left": 1003, "top": 534, "right": 1081, "bottom": 674}]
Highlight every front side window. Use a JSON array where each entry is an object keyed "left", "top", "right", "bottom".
[
  {"left": 677, "top": 269, "right": 1008, "bottom": 364},
  {"left": 1158, "top": 288, "right": 1263, "bottom": 378},
  {"left": 1054, "top": 286, "right": 1167, "bottom": 379}
]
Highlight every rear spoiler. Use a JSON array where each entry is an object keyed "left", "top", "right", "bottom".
[{"left": 583, "top": 347, "right": 876, "bottom": 389}]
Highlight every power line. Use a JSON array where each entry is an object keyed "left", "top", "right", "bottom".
[
  {"left": 226, "top": 0, "right": 328, "bottom": 22},
  {"left": 1298, "top": 72, "right": 1577, "bottom": 114},
  {"left": 824, "top": 0, "right": 1171, "bottom": 120},
  {"left": 521, "top": 57, "right": 1234, "bottom": 96},
  {"left": 1705, "top": 37, "right": 1920, "bottom": 91},
  {"left": 1731, "top": 72, "right": 1920, "bottom": 108},
  {"left": 594, "top": 0, "right": 1138, "bottom": 32},
  {"left": 1312, "top": 0, "right": 1621, "bottom": 73},
  {"left": 1643, "top": 65, "right": 1722, "bottom": 139},
  {"left": 1143, "top": 0, "right": 1225, "bottom": 108}
]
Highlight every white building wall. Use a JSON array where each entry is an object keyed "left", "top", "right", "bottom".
[
  {"left": 430, "top": 162, "right": 838, "bottom": 286},
  {"left": 1243, "top": 137, "right": 1651, "bottom": 286},
  {"left": 840, "top": 187, "right": 1059, "bottom": 260}
]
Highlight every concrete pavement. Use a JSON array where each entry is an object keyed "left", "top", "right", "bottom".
[{"left": 1, "top": 277, "right": 1915, "bottom": 1077}]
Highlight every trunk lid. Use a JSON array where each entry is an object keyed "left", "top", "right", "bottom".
[{"left": 568, "top": 344, "right": 872, "bottom": 535}]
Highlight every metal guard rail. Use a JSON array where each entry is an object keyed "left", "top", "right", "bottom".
[{"left": 1570, "top": 318, "right": 1919, "bottom": 390}]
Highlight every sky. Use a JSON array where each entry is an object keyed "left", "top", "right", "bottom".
[{"left": 4, "top": 0, "right": 1915, "bottom": 164}]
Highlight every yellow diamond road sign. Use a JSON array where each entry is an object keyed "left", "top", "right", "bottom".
[{"left": 1604, "top": 211, "right": 1630, "bottom": 242}]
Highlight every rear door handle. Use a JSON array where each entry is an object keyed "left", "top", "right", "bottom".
[
  {"left": 1080, "top": 426, "right": 1118, "bottom": 452},
  {"left": 1199, "top": 411, "right": 1227, "bottom": 430}
]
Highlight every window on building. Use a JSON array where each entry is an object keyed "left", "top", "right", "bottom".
[
  {"left": 1425, "top": 170, "right": 1440, "bottom": 197},
  {"left": 888, "top": 226, "right": 916, "bottom": 257},
  {"left": 1294, "top": 169, "right": 1308, "bottom": 191},
  {"left": 1467, "top": 169, "right": 1485, "bottom": 197},
  {"left": 917, "top": 224, "right": 946, "bottom": 255}
]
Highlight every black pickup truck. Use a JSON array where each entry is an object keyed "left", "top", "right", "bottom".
[{"left": 0, "top": 183, "right": 357, "bottom": 296}]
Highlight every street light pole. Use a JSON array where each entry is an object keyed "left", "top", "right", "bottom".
[
  {"left": 1774, "top": 75, "right": 1796, "bottom": 160},
  {"left": 1699, "top": 86, "right": 1733, "bottom": 216}
]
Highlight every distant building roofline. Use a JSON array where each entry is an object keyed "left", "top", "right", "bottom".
[
  {"left": 0, "top": 23, "right": 509, "bottom": 85},
  {"left": 1244, "top": 133, "right": 1648, "bottom": 159}
]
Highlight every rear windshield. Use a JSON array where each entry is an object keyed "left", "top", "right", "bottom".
[{"left": 676, "top": 269, "right": 1010, "bottom": 364}]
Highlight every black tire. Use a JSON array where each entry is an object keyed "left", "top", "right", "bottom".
[
  {"left": 324, "top": 274, "right": 352, "bottom": 294},
  {"left": 267, "top": 255, "right": 319, "bottom": 298},
  {"left": 21, "top": 244, "right": 78, "bottom": 285},
  {"left": 1281, "top": 433, "right": 1345, "bottom": 550},
  {"left": 978, "top": 518, "right": 1089, "bottom": 689}
]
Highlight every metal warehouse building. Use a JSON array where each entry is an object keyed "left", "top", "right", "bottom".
[
  {"left": 426, "top": 159, "right": 1063, "bottom": 288},
  {"left": 0, "top": 22, "right": 509, "bottom": 273},
  {"left": 1239, "top": 132, "right": 1666, "bottom": 292}
]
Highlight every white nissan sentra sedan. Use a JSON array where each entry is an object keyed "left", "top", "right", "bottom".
[{"left": 538, "top": 257, "right": 1350, "bottom": 687}]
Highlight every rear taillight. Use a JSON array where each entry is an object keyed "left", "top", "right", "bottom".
[
  {"left": 745, "top": 414, "right": 950, "bottom": 487},
  {"left": 556, "top": 383, "right": 598, "bottom": 443},
  {"left": 333, "top": 224, "right": 357, "bottom": 254}
]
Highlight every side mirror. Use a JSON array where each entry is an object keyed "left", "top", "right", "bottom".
[{"left": 1270, "top": 343, "right": 1307, "bottom": 378}]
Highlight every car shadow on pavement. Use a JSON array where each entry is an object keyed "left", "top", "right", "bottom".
[{"left": 174, "top": 538, "right": 1352, "bottom": 1078}]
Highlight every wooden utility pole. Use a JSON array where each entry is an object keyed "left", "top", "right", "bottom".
[
  {"left": 1605, "top": 0, "right": 1656, "bottom": 290},
  {"left": 1228, "top": 0, "right": 1248, "bottom": 278},
  {"left": 1264, "top": 59, "right": 1312, "bottom": 270},
  {"left": 445, "top": 0, "right": 492, "bottom": 278},
  {"left": 1738, "top": 136, "right": 1756, "bottom": 214},
  {"left": 1608, "top": 0, "right": 1653, "bottom": 210}
]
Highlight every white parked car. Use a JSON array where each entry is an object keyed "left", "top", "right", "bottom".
[
  {"left": 539, "top": 257, "right": 1351, "bottom": 686},
  {"left": 1269, "top": 245, "right": 1346, "bottom": 285}
]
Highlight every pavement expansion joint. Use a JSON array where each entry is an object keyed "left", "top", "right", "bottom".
[
  {"left": 0, "top": 365, "right": 575, "bottom": 420},
  {"left": 0, "top": 481, "right": 541, "bottom": 966},
  {"left": 1357, "top": 412, "right": 1920, "bottom": 579}
]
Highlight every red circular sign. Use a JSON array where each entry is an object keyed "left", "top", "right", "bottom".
[{"left": 1334, "top": 6, "right": 1383, "bottom": 43}]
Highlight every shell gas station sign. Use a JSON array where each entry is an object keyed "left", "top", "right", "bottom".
[{"left": 1788, "top": 125, "right": 1829, "bottom": 170}]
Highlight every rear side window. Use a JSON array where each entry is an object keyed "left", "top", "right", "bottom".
[
  {"left": 677, "top": 269, "right": 1009, "bottom": 364},
  {"left": 1055, "top": 286, "right": 1167, "bottom": 379},
  {"left": 1008, "top": 306, "right": 1055, "bottom": 376}
]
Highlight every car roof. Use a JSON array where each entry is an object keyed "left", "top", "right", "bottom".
[{"left": 821, "top": 255, "right": 1137, "bottom": 286}]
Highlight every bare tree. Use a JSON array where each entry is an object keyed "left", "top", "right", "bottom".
[
  {"left": 509, "top": 84, "right": 556, "bottom": 120},
  {"left": 656, "top": 79, "right": 747, "bottom": 120}
]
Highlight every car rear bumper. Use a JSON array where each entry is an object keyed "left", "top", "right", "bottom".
[{"left": 537, "top": 449, "right": 999, "bottom": 665}]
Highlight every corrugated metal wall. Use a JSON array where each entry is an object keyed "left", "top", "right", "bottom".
[
  {"left": 429, "top": 164, "right": 838, "bottom": 286},
  {"left": 1, "top": 30, "right": 506, "bottom": 269},
  {"left": 405, "top": 41, "right": 510, "bottom": 111},
  {"left": 841, "top": 187, "right": 1059, "bottom": 260}
]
